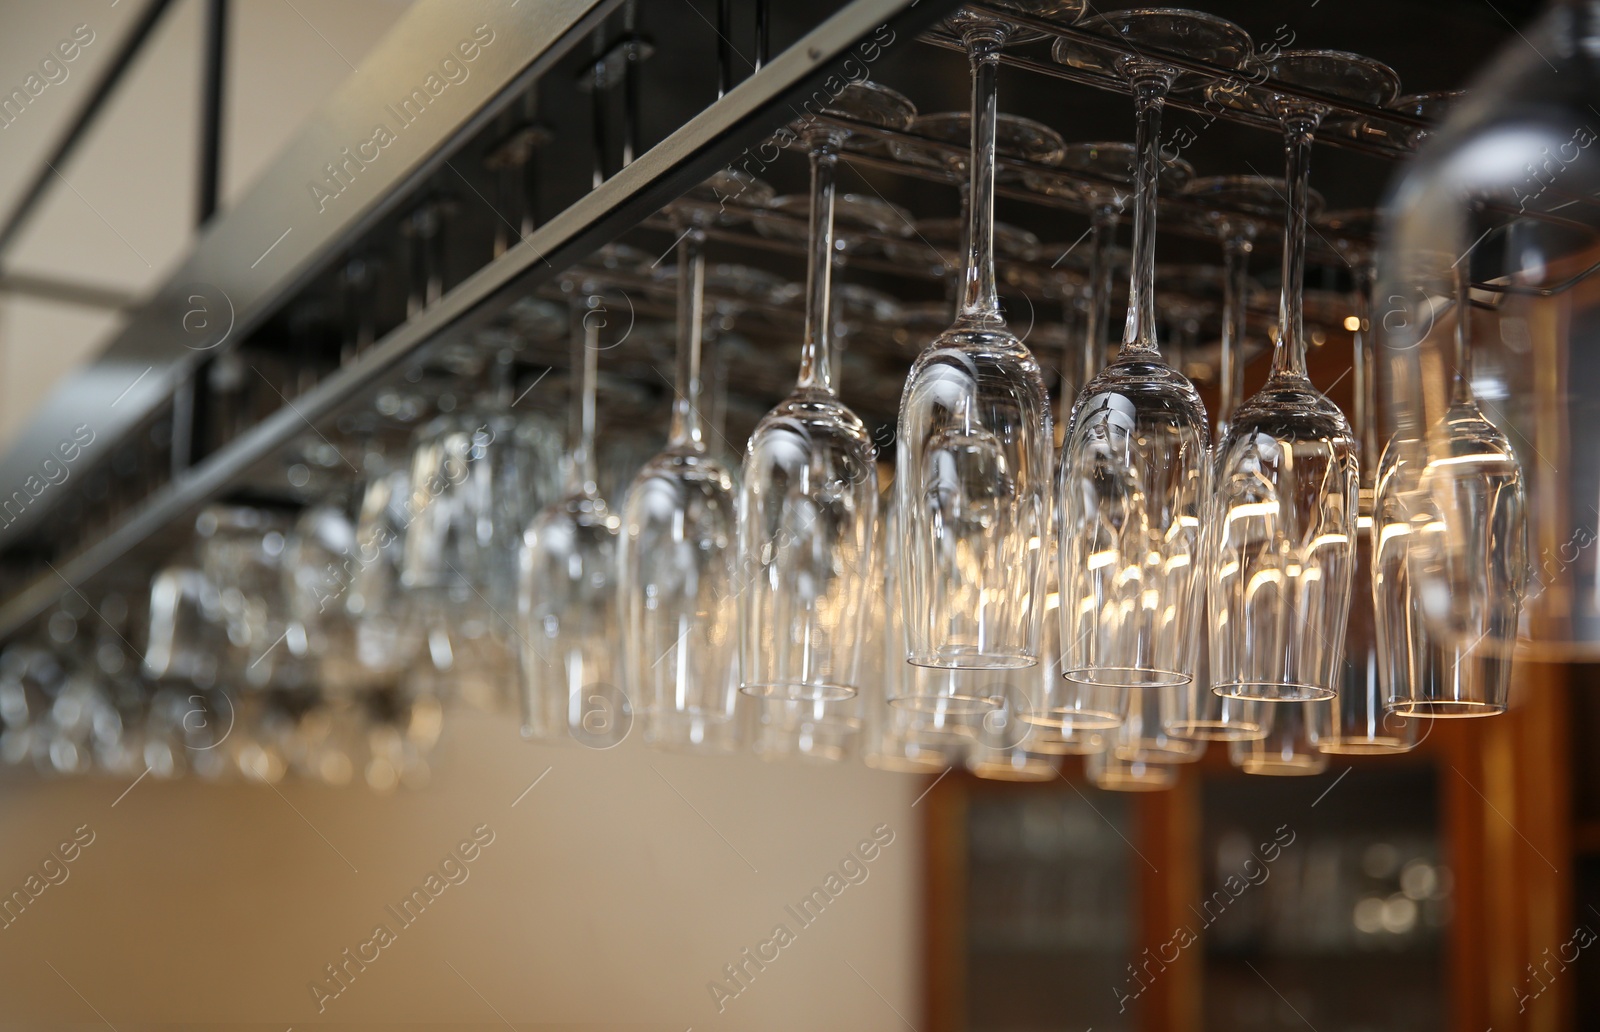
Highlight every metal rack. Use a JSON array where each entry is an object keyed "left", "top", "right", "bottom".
[{"left": 0, "top": 0, "right": 1453, "bottom": 642}]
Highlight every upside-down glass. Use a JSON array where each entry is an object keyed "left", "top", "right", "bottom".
[
  {"left": 1114, "top": 685, "right": 1203, "bottom": 764},
  {"left": 346, "top": 450, "right": 420, "bottom": 690},
  {"left": 1377, "top": 261, "right": 1525, "bottom": 717},
  {"left": 740, "top": 84, "right": 902, "bottom": 701},
  {"left": 1366, "top": 5, "right": 1600, "bottom": 661},
  {"left": 620, "top": 224, "right": 741, "bottom": 747},
  {"left": 954, "top": 667, "right": 1062, "bottom": 780},
  {"left": 1087, "top": 748, "right": 1177, "bottom": 791},
  {"left": 1210, "top": 51, "right": 1397, "bottom": 701},
  {"left": 1230, "top": 699, "right": 1330, "bottom": 775},
  {"left": 1025, "top": 286, "right": 1123, "bottom": 744},
  {"left": 404, "top": 342, "right": 562, "bottom": 713},
  {"left": 753, "top": 697, "right": 861, "bottom": 764},
  {"left": 519, "top": 288, "right": 623, "bottom": 743},
  {"left": 867, "top": 494, "right": 971, "bottom": 772},
  {"left": 1324, "top": 254, "right": 1418, "bottom": 750},
  {"left": 895, "top": 3, "right": 1073, "bottom": 678},
  {"left": 1054, "top": 11, "right": 1253, "bottom": 690}
]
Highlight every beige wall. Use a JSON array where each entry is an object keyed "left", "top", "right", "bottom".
[
  {"left": 0, "top": 711, "right": 921, "bottom": 1028},
  {"left": 0, "top": 0, "right": 413, "bottom": 446}
]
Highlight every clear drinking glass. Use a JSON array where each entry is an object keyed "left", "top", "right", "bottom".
[
  {"left": 1024, "top": 306, "right": 1124, "bottom": 742},
  {"left": 1377, "top": 263, "right": 1525, "bottom": 717},
  {"left": 1087, "top": 748, "right": 1177, "bottom": 791},
  {"left": 283, "top": 498, "right": 365, "bottom": 698},
  {"left": 1372, "top": 4, "right": 1593, "bottom": 661},
  {"left": 895, "top": 3, "right": 1072, "bottom": 678},
  {"left": 1209, "top": 51, "right": 1397, "bottom": 701},
  {"left": 144, "top": 563, "right": 224, "bottom": 688},
  {"left": 346, "top": 450, "right": 420, "bottom": 689},
  {"left": 620, "top": 223, "right": 741, "bottom": 748},
  {"left": 1053, "top": 11, "right": 1252, "bottom": 691},
  {"left": 403, "top": 342, "right": 562, "bottom": 714},
  {"left": 867, "top": 494, "right": 971, "bottom": 772},
  {"left": 753, "top": 697, "right": 861, "bottom": 764},
  {"left": 1114, "top": 686, "right": 1203, "bottom": 764},
  {"left": 1324, "top": 261, "right": 1418, "bottom": 752},
  {"left": 1230, "top": 700, "right": 1331, "bottom": 775},
  {"left": 740, "top": 86, "right": 904, "bottom": 701},
  {"left": 962, "top": 672, "right": 1061, "bottom": 781},
  {"left": 519, "top": 287, "right": 623, "bottom": 743}
]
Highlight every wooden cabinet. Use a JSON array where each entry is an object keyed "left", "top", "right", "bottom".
[{"left": 920, "top": 661, "right": 1575, "bottom": 1031}]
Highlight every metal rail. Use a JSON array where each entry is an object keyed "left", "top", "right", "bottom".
[
  {"left": 0, "top": 0, "right": 951, "bottom": 638},
  {"left": 0, "top": 0, "right": 628, "bottom": 548}
]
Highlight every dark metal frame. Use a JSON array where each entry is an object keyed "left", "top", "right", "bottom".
[{"left": 0, "top": 0, "right": 953, "bottom": 638}]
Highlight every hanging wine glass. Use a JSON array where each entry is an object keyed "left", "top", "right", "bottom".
[
  {"left": 1114, "top": 686, "right": 1203, "bottom": 764},
  {"left": 963, "top": 673, "right": 1061, "bottom": 781},
  {"left": 1230, "top": 700, "right": 1331, "bottom": 775},
  {"left": 347, "top": 443, "right": 421, "bottom": 691},
  {"left": 752, "top": 697, "right": 860, "bottom": 764},
  {"left": 1053, "top": 11, "right": 1253, "bottom": 694},
  {"left": 619, "top": 217, "right": 741, "bottom": 748},
  {"left": 1319, "top": 231, "right": 1418, "bottom": 752},
  {"left": 1087, "top": 748, "right": 1176, "bottom": 792},
  {"left": 1208, "top": 50, "right": 1399, "bottom": 702},
  {"left": 519, "top": 284, "right": 623, "bottom": 743},
  {"left": 739, "top": 83, "right": 909, "bottom": 702},
  {"left": 895, "top": 2, "right": 1081, "bottom": 683},
  {"left": 1022, "top": 284, "right": 1123, "bottom": 750},
  {"left": 866, "top": 492, "right": 971, "bottom": 772},
  {"left": 1379, "top": 260, "right": 1526, "bottom": 717}
]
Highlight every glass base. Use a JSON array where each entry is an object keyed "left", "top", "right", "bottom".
[
  {"left": 740, "top": 681, "right": 858, "bottom": 703},
  {"left": 970, "top": 760, "right": 1058, "bottom": 782},
  {"left": 1388, "top": 700, "right": 1506, "bottom": 718},
  {"left": 908, "top": 645, "right": 1038, "bottom": 671},
  {"left": 642, "top": 710, "right": 742, "bottom": 755},
  {"left": 1065, "top": 665, "right": 1191, "bottom": 689},
  {"left": 1165, "top": 720, "right": 1265, "bottom": 742},
  {"left": 1115, "top": 742, "right": 1203, "bottom": 763},
  {"left": 1032, "top": 734, "right": 1108, "bottom": 756},
  {"left": 887, "top": 691, "right": 1000, "bottom": 715},
  {"left": 1318, "top": 736, "right": 1416, "bottom": 755},
  {"left": 1238, "top": 757, "right": 1329, "bottom": 776},
  {"left": 1094, "top": 772, "right": 1176, "bottom": 792},
  {"left": 865, "top": 755, "right": 951, "bottom": 774},
  {"left": 1213, "top": 680, "right": 1336, "bottom": 702},
  {"left": 1022, "top": 708, "right": 1123, "bottom": 731}
]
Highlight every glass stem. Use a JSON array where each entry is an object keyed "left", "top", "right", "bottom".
[
  {"left": 1121, "top": 69, "right": 1169, "bottom": 356},
  {"left": 1219, "top": 231, "right": 1252, "bottom": 427},
  {"left": 1272, "top": 112, "right": 1320, "bottom": 381},
  {"left": 567, "top": 291, "right": 601, "bottom": 498},
  {"left": 489, "top": 347, "right": 515, "bottom": 409},
  {"left": 669, "top": 226, "right": 708, "bottom": 449},
  {"left": 797, "top": 133, "right": 840, "bottom": 396},
  {"left": 1451, "top": 258, "right": 1476, "bottom": 407},
  {"left": 958, "top": 29, "right": 1005, "bottom": 326},
  {"left": 1083, "top": 205, "right": 1117, "bottom": 390},
  {"left": 1353, "top": 262, "right": 1378, "bottom": 481}
]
